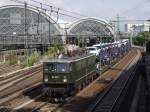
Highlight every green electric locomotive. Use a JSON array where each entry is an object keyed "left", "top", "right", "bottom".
[{"left": 43, "top": 54, "right": 98, "bottom": 99}]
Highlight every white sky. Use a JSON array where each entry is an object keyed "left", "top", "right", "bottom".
[{"left": 0, "top": 0, "right": 150, "bottom": 22}]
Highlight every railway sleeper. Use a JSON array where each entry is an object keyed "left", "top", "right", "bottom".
[{"left": 43, "top": 87, "right": 67, "bottom": 103}]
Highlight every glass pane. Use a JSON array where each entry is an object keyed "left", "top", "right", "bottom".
[
  {"left": 10, "top": 13, "right": 21, "bottom": 24},
  {"left": 89, "top": 48, "right": 95, "bottom": 50},
  {"left": 47, "top": 63, "right": 56, "bottom": 72},
  {"left": 57, "top": 63, "right": 67, "bottom": 72}
]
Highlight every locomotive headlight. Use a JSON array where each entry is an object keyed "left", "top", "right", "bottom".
[
  {"left": 45, "top": 78, "right": 48, "bottom": 82},
  {"left": 63, "top": 79, "right": 67, "bottom": 82},
  {"left": 44, "top": 75, "right": 48, "bottom": 82},
  {"left": 63, "top": 76, "right": 67, "bottom": 82},
  {"left": 44, "top": 68, "right": 48, "bottom": 73}
]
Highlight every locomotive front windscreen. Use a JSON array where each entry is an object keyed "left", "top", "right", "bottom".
[
  {"left": 43, "top": 62, "right": 69, "bottom": 83},
  {"left": 46, "top": 63, "right": 56, "bottom": 72},
  {"left": 44, "top": 63, "right": 68, "bottom": 73},
  {"left": 57, "top": 63, "right": 67, "bottom": 72}
]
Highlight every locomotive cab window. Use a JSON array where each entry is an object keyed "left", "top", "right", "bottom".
[
  {"left": 44, "top": 63, "right": 69, "bottom": 73},
  {"left": 47, "top": 63, "right": 56, "bottom": 72},
  {"left": 57, "top": 63, "right": 67, "bottom": 72}
]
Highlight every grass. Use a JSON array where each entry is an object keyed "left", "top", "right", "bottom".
[{"left": 0, "top": 44, "right": 64, "bottom": 68}]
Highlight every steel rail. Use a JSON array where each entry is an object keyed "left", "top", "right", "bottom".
[{"left": 88, "top": 49, "right": 140, "bottom": 112}]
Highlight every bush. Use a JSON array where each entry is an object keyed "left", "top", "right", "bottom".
[
  {"left": 8, "top": 55, "right": 17, "bottom": 65},
  {"left": 21, "top": 51, "right": 41, "bottom": 67},
  {"left": 47, "top": 44, "right": 64, "bottom": 57},
  {"left": 133, "top": 31, "right": 150, "bottom": 46}
]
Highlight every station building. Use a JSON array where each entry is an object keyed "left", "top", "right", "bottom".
[
  {"left": 0, "top": 5, "right": 62, "bottom": 51},
  {"left": 67, "top": 17, "right": 114, "bottom": 47},
  {"left": 0, "top": 5, "right": 114, "bottom": 50}
]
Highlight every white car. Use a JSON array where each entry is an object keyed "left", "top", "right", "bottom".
[
  {"left": 86, "top": 46, "right": 99, "bottom": 56},
  {"left": 93, "top": 43, "right": 103, "bottom": 52}
]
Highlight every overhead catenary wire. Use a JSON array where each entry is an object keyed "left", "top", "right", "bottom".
[
  {"left": 30, "top": 0, "right": 87, "bottom": 18},
  {"left": 10, "top": 0, "right": 81, "bottom": 20},
  {"left": 29, "top": 0, "right": 82, "bottom": 19},
  {"left": 119, "top": 0, "right": 150, "bottom": 16},
  {"left": 111, "top": 19, "right": 150, "bottom": 22},
  {"left": 109, "top": 0, "right": 150, "bottom": 22}
]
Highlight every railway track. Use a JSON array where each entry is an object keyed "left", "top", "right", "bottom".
[
  {"left": 0, "top": 48, "right": 140, "bottom": 112},
  {"left": 0, "top": 83, "right": 60, "bottom": 112},
  {"left": 0, "top": 65, "right": 43, "bottom": 105},
  {"left": 87, "top": 49, "right": 141, "bottom": 112},
  {"left": 0, "top": 65, "right": 41, "bottom": 87},
  {"left": 14, "top": 49, "right": 138, "bottom": 112},
  {"left": 0, "top": 64, "right": 21, "bottom": 76},
  {"left": 0, "top": 64, "right": 41, "bottom": 81},
  {"left": 52, "top": 48, "right": 141, "bottom": 112},
  {"left": 0, "top": 84, "right": 43, "bottom": 111}
]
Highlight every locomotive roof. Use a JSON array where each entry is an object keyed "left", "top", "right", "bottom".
[{"left": 43, "top": 54, "right": 94, "bottom": 63}]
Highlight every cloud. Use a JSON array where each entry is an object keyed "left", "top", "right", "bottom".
[
  {"left": 48, "top": 0, "right": 63, "bottom": 6},
  {"left": 0, "top": 0, "right": 22, "bottom": 6},
  {"left": 36, "top": 0, "right": 64, "bottom": 8},
  {"left": 0, "top": 0, "right": 150, "bottom": 21}
]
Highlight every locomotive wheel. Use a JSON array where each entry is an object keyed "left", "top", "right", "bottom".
[
  {"left": 82, "top": 82, "right": 86, "bottom": 89},
  {"left": 76, "top": 84, "right": 82, "bottom": 93},
  {"left": 93, "top": 74, "right": 97, "bottom": 80},
  {"left": 74, "top": 87, "right": 78, "bottom": 93},
  {"left": 91, "top": 75, "right": 94, "bottom": 81},
  {"left": 96, "top": 73, "right": 99, "bottom": 78},
  {"left": 86, "top": 79, "right": 90, "bottom": 85}
]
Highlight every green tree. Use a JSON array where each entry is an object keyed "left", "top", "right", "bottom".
[
  {"left": 47, "top": 44, "right": 64, "bottom": 57},
  {"left": 21, "top": 51, "right": 41, "bottom": 67},
  {"left": 133, "top": 31, "right": 150, "bottom": 46}
]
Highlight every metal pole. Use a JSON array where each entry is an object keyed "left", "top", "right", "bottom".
[
  {"left": 37, "top": 8, "right": 40, "bottom": 35},
  {"left": 44, "top": 9, "right": 47, "bottom": 52},
  {"left": 49, "top": 6, "right": 52, "bottom": 45},
  {"left": 64, "top": 23, "right": 68, "bottom": 54},
  {"left": 40, "top": 3, "right": 44, "bottom": 54},
  {"left": 49, "top": 19, "right": 51, "bottom": 45},
  {"left": 110, "top": 44, "right": 112, "bottom": 66},
  {"left": 30, "top": 11, "right": 33, "bottom": 54},
  {"left": 130, "top": 28, "right": 133, "bottom": 47},
  {"left": 99, "top": 36, "right": 102, "bottom": 74},
  {"left": 117, "top": 14, "right": 120, "bottom": 40},
  {"left": 65, "top": 23, "right": 68, "bottom": 44},
  {"left": 24, "top": 2, "right": 28, "bottom": 65}
]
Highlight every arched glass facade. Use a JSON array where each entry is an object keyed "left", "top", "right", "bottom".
[
  {"left": 0, "top": 5, "right": 62, "bottom": 49},
  {"left": 67, "top": 18, "right": 114, "bottom": 46}
]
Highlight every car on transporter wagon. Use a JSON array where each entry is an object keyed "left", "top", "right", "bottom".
[
  {"left": 93, "top": 43, "right": 103, "bottom": 50},
  {"left": 86, "top": 46, "right": 99, "bottom": 56}
]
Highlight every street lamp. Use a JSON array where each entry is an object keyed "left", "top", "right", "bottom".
[
  {"left": 129, "top": 26, "right": 133, "bottom": 47},
  {"left": 145, "top": 19, "right": 150, "bottom": 51},
  {"left": 146, "top": 20, "right": 150, "bottom": 33}
]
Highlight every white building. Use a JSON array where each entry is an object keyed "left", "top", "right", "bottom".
[{"left": 125, "top": 23, "right": 150, "bottom": 33}]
